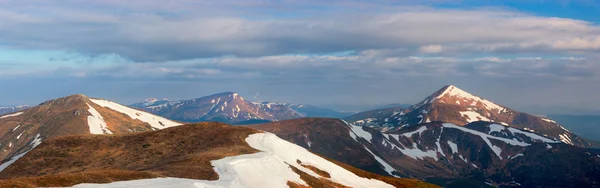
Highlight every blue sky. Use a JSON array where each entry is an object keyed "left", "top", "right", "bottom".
[{"left": 0, "top": 0, "right": 599, "bottom": 114}]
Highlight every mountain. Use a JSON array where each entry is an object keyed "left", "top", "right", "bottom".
[
  {"left": 130, "top": 92, "right": 350, "bottom": 124},
  {"left": 0, "top": 105, "right": 29, "bottom": 116},
  {"left": 346, "top": 85, "right": 593, "bottom": 148},
  {"left": 0, "top": 94, "right": 182, "bottom": 166},
  {"left": 547, "top": 114, "right": 600, "bottom": 142},
  {"left": 250, "top": 118, "right": 398, "bottom": 177},
  {"left": 250, "top": 118, "right": 600, "bottom": 187},
  {"left": 0, "top": 122, "right": 437, "bottom": 188}
]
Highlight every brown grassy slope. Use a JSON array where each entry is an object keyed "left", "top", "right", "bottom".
[
  {"left": 0, "top": 94, "right": 164, "bottom": 162},
  {"left": 0, "top": 170, "right": 160, "bottom": 188},
  {"left": 0, "top": 122, "right": 260, "bottom": 180}
]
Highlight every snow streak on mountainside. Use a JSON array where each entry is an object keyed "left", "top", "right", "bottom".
[
  {"left": 345, "top": 85, "right": 592, "bottom": 148},
  {"left": 89, "top": 98, "right": 181, "bottom": 129}
]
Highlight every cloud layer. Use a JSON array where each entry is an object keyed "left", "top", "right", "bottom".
[
  {"left": 0, "top": 0, "right": 599, "bottom": 113},
  {"left": 1, "top": 1, "right": 599, "bottom": 61}
]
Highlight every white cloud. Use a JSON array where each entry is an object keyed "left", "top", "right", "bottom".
[
  {"left": 0, "top": 2, "right": 599, "bottom": 61},
  {"left": 420, "top": 45, "right": 443, "bottom": 53}
]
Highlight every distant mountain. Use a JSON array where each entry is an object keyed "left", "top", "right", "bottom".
[
  {"left": 366, "top": 103, "right": 412, "bottom": 111},
  {"left": 0, "top": 122, "right": 436, "bottom": 188},
  {"left": 345, "top": 85, "right": 593, "bottom": 148},
  {"left": 0, "top": 105, "right": 29, "bottom": 116},
  {"left": 547, "top": 114, "right": 600, "bottom": 142},
  {"left": 251, "top": 118, "right": 600, "bottom": 187},
  {"left": 0, "top": 94, "right": 182, "bottom": 166},
  {"left": 130, "top": 92, "right": 350, "bottom": 124}
]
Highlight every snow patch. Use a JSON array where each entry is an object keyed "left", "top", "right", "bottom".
[
  {"left": 460, "top": 111, "right": 491, "bottom": 122},
  {"left": 488, "top": 124, "right": 506, "bottom": 134},
  {"left": 559, "top": 133, "right": 573, "bottom": 145},
  {"left": 447, "top": 140, "right": 458, "bottom": 154},
  {"left": 541, "top": 118, "right": 557, "bottom": 124},
  {"left": 436, "top": 85, "right": 508, "bottom": 113},
  {"left": 398, "top": 143, "right": 438, "bottom": 160},
  {"left": 508, "top": 153, "right": 524, "bottom": 160},
  {"left": 90, "top": 99, "right": 181, "bottom": 129},
  {"left": 546, "top": 144, "right": 553, "bottom": 149},
  {"left": 16, "top": 132, "right": 24, "bottom": 139},
  {"left": 86, "top": 103, "right": 113, "bottom": 135},
  {"left": 402, "top": 126, "right": 427, "bottom": 137},
  {"left": 506, "top": 127, "right": 559, "bottom": 143},
  {"left": 348, "top": 124, "right": 373, "bottom": 143},
  {"left": 363, "top": 147, "right": 400, "bottom": 178},
  {"left": 0, "top": 112, "right": 24, "bottom": 119},
  {"left": 12, "top": 125, "right": 21, "bottom": 131},
  {"left": 443, "top": 123, "right": 531, "bottom": 159}
]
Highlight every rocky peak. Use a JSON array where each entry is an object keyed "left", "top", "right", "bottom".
[{"left": 38, "top": 94, "right": 89, "bottom": 107}]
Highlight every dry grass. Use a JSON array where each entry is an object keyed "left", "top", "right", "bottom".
[
  {"left": 297, "top": 159, "right": 331, "bottom": 178},
  {"left": 0, "top": 170, "right": 159, "bottom": 188},
  {"left": 0, "top": 123, "right": 260, "bottom": 187},
  {"left": 287, "top": 181, "right": 312, "bottom": 188},
  {"left": 289, "top": 165, "right": 351, "bottom": 188}
]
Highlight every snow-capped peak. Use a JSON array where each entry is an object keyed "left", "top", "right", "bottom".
[{"left": 425, "top": 85, "right": 508, "bottom": 113}]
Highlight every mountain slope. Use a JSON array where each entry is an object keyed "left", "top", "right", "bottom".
[
  {"left": 0, "top": 94, "right": 181, "bottom": 166},
  {"left": 346, "top": 85, "right": 592, "bottom": 148},
  {"left": 250, "top": 118, "right": 397, "bottom": 177},
  {"left": 251, "top": 118, "right": 600, "bottom": 187},
  {"left": 130, "top": 92, "right": 349, "bottom": 124},
  {"left": 0, "top": 123, "right": 436, "bottom": 188}
]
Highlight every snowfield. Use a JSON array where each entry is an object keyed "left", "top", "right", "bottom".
[
  {"left": 86, "top": 103, "right": 113, "bottom": 135},
  {"left": 89, "top": 98, "right": 182, "bottom": 129},
  {"left": 73, "top": 133, "right": 394, "bottom": 188},
  {"left": 0, "top": 112, "right": 24, "bottom": 119}
]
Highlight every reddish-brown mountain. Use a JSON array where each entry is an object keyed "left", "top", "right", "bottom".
[
  {"left": 0, "top": 94, "right": 182, "bottom": 167},
  {"left": 347, "top": 85, "right": 592, "bottom": 148}
]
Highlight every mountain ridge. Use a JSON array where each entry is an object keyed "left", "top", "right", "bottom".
[
  {"left": 251, "top": 117, "right": 600, "bottom": 187},
  {"left": 346, "top": 84, "right": 593, "bottom": 148},
  {"left": 0, "top": 94, "right": 182, "bottom": 166},
  {"left": 0, "top": 122, "right": 437, "bottom": 188},
  {"left": 130, "top": 92, "right": 350, "bottom": 124}
]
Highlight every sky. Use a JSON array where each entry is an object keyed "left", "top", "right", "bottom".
[{"left": 1, "top": 0, "right": 600, "bottom": 114}]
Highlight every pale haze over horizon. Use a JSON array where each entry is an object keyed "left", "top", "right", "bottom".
[{"left": 1, "top": 0, "right": 600, "bottom": 115}]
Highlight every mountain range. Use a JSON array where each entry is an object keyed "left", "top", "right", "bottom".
[
  {"left": 0, "top": 105, "right": 29, "bottom": 116},
  {"left": 0, "top": 85, "right": 599, "bottom": 187},
  {"left": 252, "top": 118, "right": 600, "bottom": 187},
  {"left": 130, "top": 92, "right": 352, "bottom": 124}
]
